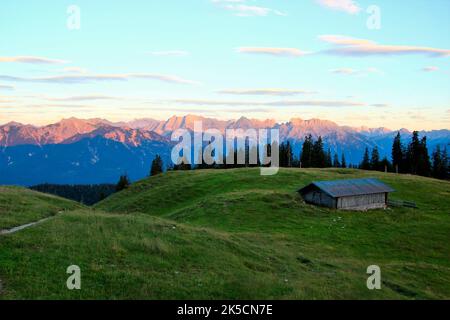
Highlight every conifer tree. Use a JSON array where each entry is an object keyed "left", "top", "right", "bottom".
[
  {"left": 407, "top": 131, "right": 421, "bottom": 174},
  {"left": 431, "top": 145, "right": 448, "bottom": 179},
  {"left": 418, "top": 136, "right": 431, "bottom": 176},
  {"left": 325, "top": 148, "right": 332, "bottom": 167},
  {"left": 300, "top": 135, "right": 313, "bottom": 168},
  {"left": 380, "top": 157, "right": 391, "bottom": 173},
  {"left": 333, "top": 153, "right": 340, "bottom": 168},
  {"left": 312, "top": 136, "right": 326, "bottom": 168},
  {"left": 361, "top": 148, "right": 371, "bottom": 170},
  {"left": 392, "top": 132, "right": 403, "bottom": 173},
  {"left": 150, "top": 154, "right": 163, "bottom": 176},
  {"left": 370, "top": 146, "right": 380, "bottom": 171},
  {"left": 115, "top": 174, "right": 130, "bottom": 192},
  {"left": 341, "top": 153, "right": 347, "bottom": 168}
]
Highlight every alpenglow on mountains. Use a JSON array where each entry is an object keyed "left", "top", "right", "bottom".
[{"left": 0, "top": 115, "right": 449, "bottom": 186}]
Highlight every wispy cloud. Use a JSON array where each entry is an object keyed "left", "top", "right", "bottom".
[
  {"left": 320, "top": 35, "right": 450, "bottom": 57},
  {"left": 331, "top": 67, "right": 382, "bottom": 76},
  {"left": 218, "top": 88, "right": 317, "bottom": 96},
  {"left": 0, "top": 73, "right": 200, "bottom": 85},
  {"left": 0, "top": 97, "right": 16, "bottom": 103},
  {"left": 212, "top": 0, "right": 286, "bottom": 17},
  {"left": 44, "top": 95, "right": 123, "bottom": 102},
  {"left": 173, "top": 99, "right": 364, "bottom": 107},
  {"left": 148, "top": 50, "right": 190, "bottom": 57},
  {"left": 0, "top": 84, "right": 14, "bottom": 91},
  {"left": 407, "top": 111, "right": 427, "bottom": 121},
  {"left": 212, "top": 0, "right": 246, "bottom": 2},
  {"left": 0, "top": 56, "right": 68, "bottom": 64},
  {"left": 422, "top": 66, "right": 439, "bottom": 72},
  {"left": 320, "top": 35, "right": 373, "bottom": 46},
  {"left": 237, "top": 47, "right": 309, "bottom": 57},
  {"left": 62, "top": 67, "right": 88, "bottom": 74},
  {"left": 316, "top": 0, "right": 361, "bottom": 14},
  {"left": 331, "top": 68, "right": 357, "bottom": 75},
  {"left": 139, "top": 106, "right": 272, "bottom": 115},
  {"left": 25, "top": 104, "right": 98, "bottom": 109}
]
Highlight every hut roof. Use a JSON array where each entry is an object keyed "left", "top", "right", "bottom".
[{"left": 299, "top": 178, "right": 395, "bottom": 198}]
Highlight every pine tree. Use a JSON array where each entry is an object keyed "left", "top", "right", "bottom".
[
  {"left": 333, "top": 153, "right": 340, "bottom": 168},
  {"left": 325, "top": 148, "right": 332, "bottom": 167},
  {"left": 432, "top": 145, "right": 442, "bottom": 179},
  {"left": 442, "top": 146, "right": 449, "bottom": 180},
  {"left": 286, "top": 141, "right": 293, "bottom": 167},
  {"left": 380, "top": 157, "right": 391, "bottom": 173},
  {"left": 370, "top": 146, "right": 380, "bottom": 171},
  {"left": 407, "top": 131, "right": 421, "bottom": 174},
  {"left": 115, "top": 174, "right": 130, "bottom": 192},
  {"left": 300, "top": 135, "right": 313, "bottom": 168},
  {"left": 279, "top": 141, "right": 293, "bottom": 167},
  {"left": 312, "top": 136, "right": 326, "bottom": 168},
  {"left": 361, "top": 147, "right": 371, "bottom": 170},
  {"left": 341, "top": 153, "right": 347, "bottom": 168},
  {"left": 392, "top": 132, "right": 403, "bottom": 173},
  {"left": 432, "top": 145, "right": 449, "bottom": 180},
  {"left": 405, "top": 132, "right": 432, "bottom": 177},
  {"left": 417, "top": 136, "right": 431, "bottom": 176},
  {"left": 150, "top": 154, "right": 163, "bottom": 176}
]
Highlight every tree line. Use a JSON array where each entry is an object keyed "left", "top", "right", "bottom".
[
  {"left": 30, "top": 183, "right": 116, "bottom": 205},
  {"left": 120, "top": 131, "right": 448, "bottom": 190},
  {"left": 359, "top": 131, "right": 448, "bottom": 180},
  {"left": 391, "top": 131, "right": 447, "bottom": 179}
]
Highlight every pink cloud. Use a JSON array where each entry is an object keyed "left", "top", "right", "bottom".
[
  {"left": 237, "top": 47, "right": 309, "bottom": 57},
  {"left": 422, "top": 66, "right": 439, "bottom": 72},
  {"left": 212, "top": 0, "right": 286, "bottom": 17},
  {"left": 173, "top": 99, "right": 365, "bottom": 107},
  {"left": 0, "top": 56, "right": 68, "bottom": 64},
  {"left": 316, "top": 0, "right": 361, "bottom": 14},
  {"left": 218, "top": 89, "right": 317, "bottom": 96},
  {"left": 0, "top": 73, "right": 200, "bottom": 85},
  {"left": 320, "top": 35, "right": 450, "bottom": 57}
]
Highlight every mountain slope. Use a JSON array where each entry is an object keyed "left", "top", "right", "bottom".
[
  {"left": 0, "top": 136, "right": 172, "bottom": 185},
  {"left": 1, "top": 116, "right": 448, "bottom": 185}
]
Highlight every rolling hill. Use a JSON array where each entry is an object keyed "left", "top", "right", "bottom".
[
  {"left": 0, "top": 168, "right": 449, "bottom": 299},
  {"left": 0, "top": 186, "right": 83, "bottom": 230}
]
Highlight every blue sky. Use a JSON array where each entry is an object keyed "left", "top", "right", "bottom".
[{"left": 0, "top": 0, "right": 449, "bottom": 130}]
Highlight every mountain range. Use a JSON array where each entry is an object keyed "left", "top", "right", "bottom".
[{"left": 1, "top": 115, "right": 449, "bottom": 185}]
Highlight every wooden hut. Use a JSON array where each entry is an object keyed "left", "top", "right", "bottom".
[{"left": 298, "top": 178, "right": 394, "bottom": 211}]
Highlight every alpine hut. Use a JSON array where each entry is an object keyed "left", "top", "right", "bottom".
[{"left": 298, "top": 178, "right": 394, "bottom": 211}]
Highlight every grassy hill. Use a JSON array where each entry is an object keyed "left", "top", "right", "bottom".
[
  {"left": 0, "top": 168, "right": 449, "bottom": 299},
  {"left": 0, "top": 186, "right": 83, "bottom": 230}
]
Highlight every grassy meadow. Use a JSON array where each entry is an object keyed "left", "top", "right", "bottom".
[
  {"left": 0, "top": 186, "right": 83, "bottom": 230},
  {"left": 0, "top": 168, "right": 449, "bottom": 299}
]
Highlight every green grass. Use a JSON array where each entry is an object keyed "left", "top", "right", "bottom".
[
  {"left": 0, "top": 168, "right": 449, "bottom": 299},
  {"left": 0, "top": 186, "right": 83, "bottom": 230}
]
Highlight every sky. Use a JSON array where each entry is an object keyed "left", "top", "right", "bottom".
[{"left": 0, "top": 0, "right": 449, "bottom": 130}]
